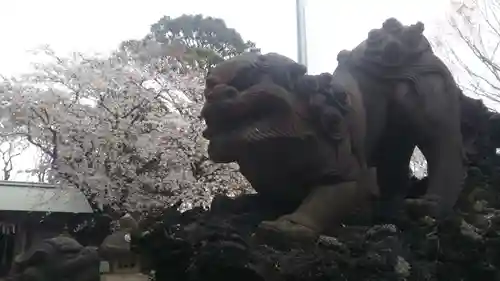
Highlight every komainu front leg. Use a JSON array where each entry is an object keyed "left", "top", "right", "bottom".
[
  {"left": 407, "top": 135, "right": 464, "bottom": 218},
  {"left": 254, "top": 177, "right": 373, "bottom": 247}
]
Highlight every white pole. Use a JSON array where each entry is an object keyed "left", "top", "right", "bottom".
[{"left": 296, "top": 0, "right": 308, "bottom": 67}]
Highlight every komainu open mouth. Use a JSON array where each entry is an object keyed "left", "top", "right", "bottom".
[{"left": 201, "top": 82, "right": 311, "bottom": 141}]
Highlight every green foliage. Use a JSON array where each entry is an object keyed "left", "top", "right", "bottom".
[{"left": 149, "top": 14, "right": 260, "bottom": 70}]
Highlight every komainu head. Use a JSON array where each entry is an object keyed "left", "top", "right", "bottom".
[
  {"left": 201, "top": 53, "right": 353, "bottom": 198},
  {"left": 362, "top": 18, "right": 429, "bottom": 67}
]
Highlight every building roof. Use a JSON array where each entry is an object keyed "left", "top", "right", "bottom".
[{"left": 0, "top": 181, "right": 93, "bottom": 213}]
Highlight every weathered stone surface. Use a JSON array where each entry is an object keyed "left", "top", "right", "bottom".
[
  {"left": 132, "top": 181, "right": 500, "bottom": 281},
  {"left": 7, "top": 236, "right": 100, "bottom": 281}
]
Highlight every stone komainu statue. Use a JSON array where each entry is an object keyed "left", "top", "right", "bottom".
[
  {"left": 202, "top": 51, "right": 378, "bottom": 241},
  {"left": 7, "top": 236, "right": 100, "bottom": 281},
  {"left": 99, "top": 213, "right": 139, "bottom": 272},
  {"left": 201, "top": 18, "right": 489, "bottom": 241}
]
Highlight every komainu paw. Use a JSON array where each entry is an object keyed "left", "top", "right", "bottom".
[{"left": 252, "top": 218, "right": 319, "bottom": 249}]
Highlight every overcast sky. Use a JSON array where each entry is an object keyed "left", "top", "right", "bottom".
[
  {"left": 0, "top": 0, "right": 450, "bottom": 180},
  {"left": 0, "top": 0, "right": 449, "bottom": 76}
]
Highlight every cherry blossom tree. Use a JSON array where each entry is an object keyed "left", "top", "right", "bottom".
[
  {"left": 0, "top": 139, "right": 28, "bottom": 180},
  {"left": 434, "top": 0, "right": 500, "bottom": 107},
  {"left": 0, "top": 44, "right": 250, "bottom": 212}
]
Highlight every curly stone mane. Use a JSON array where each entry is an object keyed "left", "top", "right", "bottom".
[
  {"left": 336, "top": 18, "right": 459, "bottom": 97},
  {"left": 295, "top": 74, "right": 351, "bottom": 143},
  {"left": 362, "top": 18, "right": 430, "bottom": 68},
  {"left": 254, "top": 54, "right": 351, "bottom": 143}
]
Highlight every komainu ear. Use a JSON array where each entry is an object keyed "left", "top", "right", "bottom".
[{"left": 402, "top": 21, "right": 425, "bottom": 46}]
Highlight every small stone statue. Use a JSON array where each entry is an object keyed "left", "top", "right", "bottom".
[
  {"left": 99, "top": 213, "right": 139, "bottom": 272},
  {"left": 8, "top": 234, "right": 100, "bottom": 281}
]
